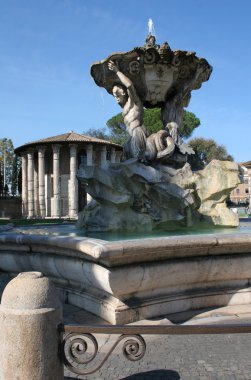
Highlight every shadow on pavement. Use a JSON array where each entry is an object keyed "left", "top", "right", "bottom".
[
  {"left": 148, "top": 306, "right": 222, "bottom": 324},
  {"left": 121, "top": 369, "right": 180, "bottom": 379}
]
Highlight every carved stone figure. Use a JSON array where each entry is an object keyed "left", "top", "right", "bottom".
[
  {"left": 108, "top": 60, "right": 146, "bottom": 161},
  {"left": 144, "top": 34, "right": 160, "bottom": 49}
]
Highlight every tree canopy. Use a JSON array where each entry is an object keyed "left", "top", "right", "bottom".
[
  {"left": 85, "top": 110, "right": 234, "bottom": 171},
  {"left": 86, "top": 108, "right": 200, "bottom": 145},
  {"left": 188, "top": 137, "right": 234, "bottom": 171},
  {"left": 0, "top": 138, "right": 21, "bottom": 196}
]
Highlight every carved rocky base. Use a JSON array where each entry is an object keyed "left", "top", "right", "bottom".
[{"left": 77, "top": 159, "right": 239, "bottom": 232}]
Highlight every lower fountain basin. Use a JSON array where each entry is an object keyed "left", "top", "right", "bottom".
[{"left": 1, "top": 229, "right": 251, "bottom": 324}]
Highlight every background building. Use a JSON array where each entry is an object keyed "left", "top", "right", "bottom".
[
  {"left": 15, "top": 132, "right": 122, "bottom": 219},
  {"left": 230, "top": 161, "right": 251, "bottom": 206}
]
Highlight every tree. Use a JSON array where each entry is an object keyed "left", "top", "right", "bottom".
[
  {"left": 182, "top": 111, "right": 200, "bottom": 139},
  {"left": 188, "top": 137, "right": 234, "bottom": 171},
  {"left": 141, "top": 108, "right": 163, "bottom": 135},
  {"left": 11, "top": 155, "right": 18, "bottom": 196},
  {"left": 84, "top": 126, "right": 127, "bottom": 145},
  {"left": 141, "top": 108, "right": 200, "bottom": 138},
  {"left": 0, "top": 138, "right": 14, "bottom": 188},
  {"left": 84, "top": 127, "right": 110, "bottom": 141},
  {"left": 0, "top": 138, "right": 21, "bottom": 196},
  {"left": 86, "top": 109, "right": 201, "bottom": 145},
  {"left": 0, "top": 167, "right": 3, "bottom": 196}
]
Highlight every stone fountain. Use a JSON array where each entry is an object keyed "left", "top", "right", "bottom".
[
  {"left": 1, "top": 30, "right": 249, "bottom": 326},
  {"left": 77, "top": 33, "right": 239, "bottom": 232}
]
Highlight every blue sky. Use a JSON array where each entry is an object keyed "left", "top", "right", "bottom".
[{"left": 1, "top": 0, "right": 251, "bottom": 162}]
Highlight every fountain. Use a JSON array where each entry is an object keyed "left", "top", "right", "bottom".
[
  {"left": 77, "top": 29, "right": 239, "bottom": 232},
  {"left": 1, "top": 28, "right": 251, "bottom": 325}
]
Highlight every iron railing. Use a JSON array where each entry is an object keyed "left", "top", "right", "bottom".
[{"left": 59, "top": 323, "right": 251, "bottom": 376}]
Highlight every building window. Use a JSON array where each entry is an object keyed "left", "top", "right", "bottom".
[
  {"left": 246, "top": 189, "right": 249, "bottom": 194},
  {"left": 236, "top": 188, "right": 240, "bottom": 194}
]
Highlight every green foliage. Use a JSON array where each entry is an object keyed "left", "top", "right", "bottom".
[
  {"left": 106, "top": 113, "right": 125, "bottom": 133},
  {"left": 0, "top": 166, "right": 3, "bottom": 196},
  {"left": 86, "top": 111, "right": 233, "bottom": 172},
  {"left": 188, "top": 137, "right": 234, "bottom": 171},
  {"left": 0, "top": 138, "right": 14, "bottom": 187},
  {"left": 105, "top": 113, "right": 129, "bottom": 144},
  {"left": 142, "top": 108, "right": 163, "bottom": 134},
  {"left": 0, "top": 138, "right": 21, "bottom": 196},
  {"left": 84, "top": 127, "right": 111, "bottom": 141},
  {"left": 103, "top": 108, "right": 200, "bottom": 144},
  {"left": 182, "top": 111, "right": 200, "bottom": 139},
  {"left": 86, "top": 109, "right": 200, "bottom": 145},
  {"left": 85, "top": 124, "right": 128, "bottom": 145}
]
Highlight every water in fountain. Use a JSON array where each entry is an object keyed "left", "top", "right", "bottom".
[{"left": 148, "top": 18, "right": 156, "bottom": 36}]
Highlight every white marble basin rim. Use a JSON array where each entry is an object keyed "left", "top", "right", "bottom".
[
  {"left": 1, "top": 231, "right": 251, "bottom": 324},
  {"left": 1, "top": 232, "right": 251, "bottom": 267}
]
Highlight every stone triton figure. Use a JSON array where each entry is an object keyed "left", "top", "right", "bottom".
[
  {"left": 108, "top": 60, "right": 147, "bottom": 161},
  {"left": 108, "top": 60, "right": 177, "bottom": 163}
]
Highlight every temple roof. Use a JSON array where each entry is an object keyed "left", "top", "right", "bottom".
[
  {"left": 240, "top": 160, "right": 251, "bottom": 169},
  {"left": 15, "top": 131, "right": 122, "bottom": 154}
]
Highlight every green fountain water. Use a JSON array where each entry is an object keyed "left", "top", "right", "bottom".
[{"left": 10, "top": 220, "right": 251, "bottom": 241}]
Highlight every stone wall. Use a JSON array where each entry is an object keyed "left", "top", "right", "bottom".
[{"left": 0, "top": 197, "right": 22, "bottom": 219}]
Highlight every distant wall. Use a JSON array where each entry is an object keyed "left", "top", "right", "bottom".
[{"left": 0, "top": 197, "right": 22, "bottom": 219}]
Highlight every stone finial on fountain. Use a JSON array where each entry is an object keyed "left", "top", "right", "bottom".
[{"left": 144, "top": 33, "right": 160, "bottom": 49}]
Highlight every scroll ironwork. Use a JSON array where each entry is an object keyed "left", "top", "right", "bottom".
[{"left": 59, "top": 323, "right": 251, "bottom": 376}]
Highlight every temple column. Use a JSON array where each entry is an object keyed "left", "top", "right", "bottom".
[
  {"left": 21, "top": 154, "right": 28, "bottom": 217},
  {"left": 37, "top": 146, "right": 46, "bottom": 218},
  {"left": 69, "top": 144, "right": 78, "bottom": 218},
  {"left": 115, "top": 151, "right": 123, "bottom": 163},
  {"left": 86, "top": 144, "right": 93, "bottom": 204},
  {"left": 52, "top": 144, "right": 61, "bottom": 218},
  {"left": 100, "top": 146, "right": 107, "bottom": 168},
  {"left": 110, "top": 147, "right": 116, "bottom": 163},
  {"left": 248, "top": 169, "right": 251, "bottom": 207},
  {"left": 86, "top": 144, "right": 93, "bottom": 166},
  {"left": 86, "top": 193, "right": 93, "bottom": 204},
  {"left": 34, "top": 162, "right": 39, "bottom": 217},
  {"left": 27, "top": 149, "right": 35, "bottom": 218}
]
